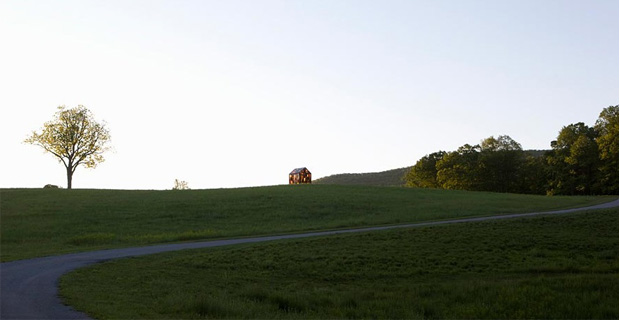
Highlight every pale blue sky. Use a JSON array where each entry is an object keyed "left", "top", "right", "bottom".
[{"left": 1, "top": 0, "right": 618, "bottom": 189}]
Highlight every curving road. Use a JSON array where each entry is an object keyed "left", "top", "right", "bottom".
[{"left": 1, "top": 200, "right": 618, "bottom": 319}]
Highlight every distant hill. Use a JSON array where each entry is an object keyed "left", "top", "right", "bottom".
[
  {"left": 525, "top": 149, "right": 549, "bottom": 157},
  {"left": 314, "top": 167, "right": 412, "bottom": 187},
  {"left": 314, "top": 150, "right": 549, "bottom": 187}
]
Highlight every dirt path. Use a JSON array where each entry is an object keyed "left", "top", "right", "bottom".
[{"left": 1, "top": 200, "right": 617, "bottom": 319}]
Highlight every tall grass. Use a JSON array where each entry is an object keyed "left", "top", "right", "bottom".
[
  {"left": 59, "top": 208, "right": 618, "bottom": 319},
  {"left": 1, "top": 185, "right": 615, "bottom": 261}
]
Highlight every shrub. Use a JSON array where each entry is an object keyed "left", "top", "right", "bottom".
[{"left": 172, "top": 179, "right": 190, "bottom": 190}]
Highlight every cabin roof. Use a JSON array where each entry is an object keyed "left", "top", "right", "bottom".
[{"left": 290, "top": 167, "right": 310, "bottom": 174}]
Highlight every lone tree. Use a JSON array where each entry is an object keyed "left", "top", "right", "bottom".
[{"left": 25, "top": 105, "right": 111, "bottom": 189}]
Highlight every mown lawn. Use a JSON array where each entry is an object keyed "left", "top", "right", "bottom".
[
  {"left": 0, "top": 185, "right": 616, "bottom": 261},
  {"left": 60, "top": 208, "right": 618, "bottom": 319}
]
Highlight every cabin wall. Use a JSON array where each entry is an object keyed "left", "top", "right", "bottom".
[{"left": 289, "top": 170, "right": 312, "bottom": 184}]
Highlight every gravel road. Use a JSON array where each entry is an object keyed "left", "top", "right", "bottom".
[{"left": 1, "top": 200, "right": 617, "bottom": 319}]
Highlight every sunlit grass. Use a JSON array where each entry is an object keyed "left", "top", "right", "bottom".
[{"left": 1, "top": 185, "right": 615, "bottom": 261}]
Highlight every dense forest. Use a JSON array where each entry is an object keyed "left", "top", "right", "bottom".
[{"left": 404, "top": 106, "right": 619, "bottom": 195}]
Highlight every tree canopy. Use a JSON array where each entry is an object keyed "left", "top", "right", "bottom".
[
  {"left": 405, "top": 106, "right": 619, "bottom": 195},
  {"left": 404, "top": 151, "right": 445, "bottom": 188},
  {"left": 25, "top": 105, "right": 111, "bottom": 189},
  {"left": 595, "top": 105, "right": 619, "bottom": 194}
]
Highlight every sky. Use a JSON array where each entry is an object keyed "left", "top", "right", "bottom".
[{"left": 0, "top": 0, "right": 618, "bottom": 190}]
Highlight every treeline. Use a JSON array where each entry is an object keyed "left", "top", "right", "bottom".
[{"left": 404, "top": 106, "right": 618, "bottom": 195}]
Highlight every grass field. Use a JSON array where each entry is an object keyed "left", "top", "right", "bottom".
[
  {"left": 0, "top": 185, "right": 616, "bottom": 261},
  {"left": 59, "top": 208, "right": 618, "bottom": 319}
]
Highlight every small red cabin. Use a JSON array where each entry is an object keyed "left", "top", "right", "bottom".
[{"left": 289, "top": 167, "right": 312, "bottom": 184}]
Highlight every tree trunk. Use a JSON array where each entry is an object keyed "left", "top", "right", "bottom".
[{"left": 66, "top": 166, "right": 73, "bottom": 189}]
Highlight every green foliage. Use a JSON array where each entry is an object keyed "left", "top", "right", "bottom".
[
  {"left": 431, "top": 138, "right": 528, "bottom": 193},
  {"left": 548, "top": 122, "right": 600, "bottom": 195},
  {"left": 404, "top": 152, "right": 445, "bottom": 188},
  {"left": 546, "top": 106, "right": 619, "bottom": 195},
  {"left": 24, "top": 105, "right": 111, "bottom": 189},
  {"left": 1, "top": 186, "right": 614, "bottom": 262},
  {"left": 518, "top": 154, "right": 549, "bottom": 195},
  {"left": 405, "top": 106, "right": 619, "bottom": 195},
  {"left": 480, "top": 135, "right": 522, "bottom": 151},
  {"left": 59, "top": 209, "right": 618, "bottom": 319},
  {"left": 436, "top": 144, "right": 482, "bottom": 190},
  {"left": 595, "top": 105, "right": 619, "bottom": 194},
  {"left": 478, "top": 135, "right": 524, "bottom": 192}
]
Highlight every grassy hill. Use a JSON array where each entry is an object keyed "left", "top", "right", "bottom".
[
  {"left": 314, "top": 167, "right": 411, "bottom": 186},
  {"left": 1, "top": 186, "right": 615, "bottom": 262}
]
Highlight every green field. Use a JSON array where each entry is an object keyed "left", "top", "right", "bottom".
[
  {"left": 0, "top": 186, "right": 616, "bottom": 261},
  {"left": 60, "top": 208, "right": 618, "bottom": 319}
]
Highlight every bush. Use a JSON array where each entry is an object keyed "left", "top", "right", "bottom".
[{"left": 172, "top": 179, "right": 190, "bottom": 190}]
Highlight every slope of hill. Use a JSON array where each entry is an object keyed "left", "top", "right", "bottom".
[
  {"left": 3, "top": 186, "right": 613, "bottom": 262},
  {"left": 314, "top": 167, "right": 411, "bottom": 187}
]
